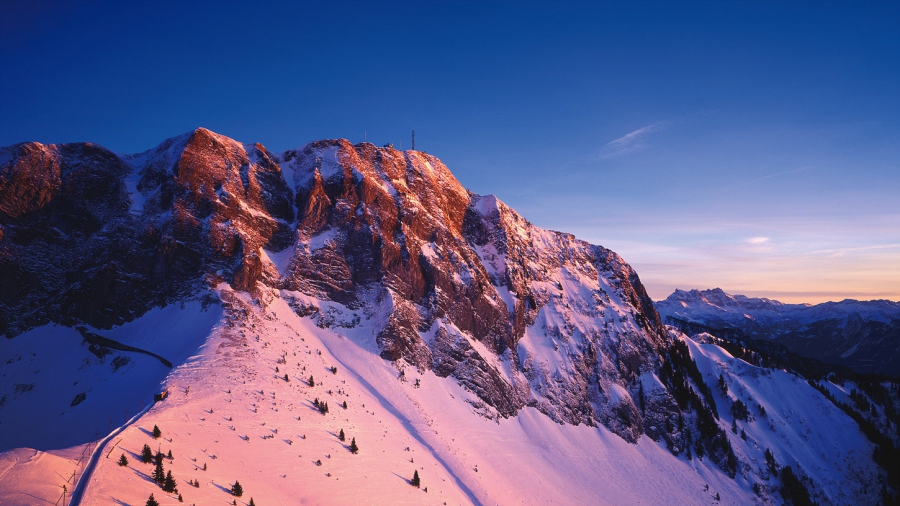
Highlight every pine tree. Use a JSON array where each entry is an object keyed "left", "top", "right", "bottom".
[
  {"left": 284, "top": 374, "right": 290, "bottom": 382},
  {"left": 232, "top": 480, "right": 243, "bottom": 497},
  {"left": 342, "top": 401, "right": 348, "bottom": 409},
  {"left": 167, "top": 449, "right": 173, "bottom": 460},
  {"left": 153, "top": 453, "right": 166, "bottom": 484},
  {"left": 163, "top": 470, "right": 178, "bottom": 493},
  {"left": 178, "top": 493, "right": 183, "bottom": 502},
  {"left": 118, "top": 453, "right": 128, "bottom": 466},
  {"left": 249, "top": 498, "right": 256, "bottom": 506},
  {"left": 152, "top": 425, "right": 161, "bottom": 439},
  {"left": 764, "top": 448, "right": 778, "bottom": 476},
  {"left": 308, "top": 376, "right": 315, "bottom": 387},
  {"left": 339, "top": 429, "right": 345, "bottom": 441},
  {"left": 411, "top": 470, "right": 420, "bottom": 488},
  {"left": 349, "top": 438, "right": 358, "bottom": 454},
  {"left": 141, "top": 444, "right": 153, "bottom": 463},
  {"left": 146, "top": 493, "right": 159, "bottom": 506}
]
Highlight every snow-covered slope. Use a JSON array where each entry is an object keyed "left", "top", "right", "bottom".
[
  {"left": 656, "top": 288, "right": 900, "bottom": 376},
  {"left": 684, "top": 333, "right": 881, "bottom": 504},
  {"left": 0, "top": 131, "right": 892, "bottom": 505},
  {"left": 3, "top": 287, "right": 884, "bottom": 505}
]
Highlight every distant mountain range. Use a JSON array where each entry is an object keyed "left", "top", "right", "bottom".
[{"left": 655, "top": 288, "right": 900, "bottom": 377}]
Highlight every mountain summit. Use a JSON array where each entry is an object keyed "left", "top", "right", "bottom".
[{"left": 1, "top": 129, "right": 668, "bottom": 436}]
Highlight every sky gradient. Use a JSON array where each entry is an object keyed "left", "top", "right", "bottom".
[{"left": 2, "top": 1, "right": 898, "bottom": 303}]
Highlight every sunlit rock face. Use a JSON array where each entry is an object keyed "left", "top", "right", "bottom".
[{"left": 1, "top": 129, "right": 676, "bottom": 442}]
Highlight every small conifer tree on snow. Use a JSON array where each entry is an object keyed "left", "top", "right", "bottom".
[
  {"left": 339, "top": 429, "right": 345, "bottom": 441},
  {"left": 118, "top": 453, "right": 128, "bottom": 466},
  {"left": 349, "top": 438, "right": 358, "bottom": 454},
  {"left": 163, "top": 470, "right": 178, "bottom": 493},
  {"left": 411, "top": 470, "right": 420, "bottom": 488},
  {"left": 232, "top": 480, "right": 243, "bottom": 497},
  {"left": 308, "top": 376, "right": 315, "bottom": 387},
  {"left": 141, "top": 444, "right": 153, "bottom": 463},
  {"left": 249, "top": 498, "right": 256, "bottom": 506},
  {"left": 153, "top": 453, "right": 166, "bottom": 484},
  {"left": 152, "top": 425, "right": 161, "bottom": 439},
  {"left": 146, "top": 493, "right": 159, "bottom": 506},
  {"left": 167, "top": 449, "right": 173, "bottom": 460}
]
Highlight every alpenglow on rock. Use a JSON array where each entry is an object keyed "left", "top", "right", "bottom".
[{"left": 2, "top": 128, "right": 674, "bottom": 444}]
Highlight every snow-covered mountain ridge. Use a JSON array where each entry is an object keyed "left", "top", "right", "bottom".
[
  {"left": 1, "top": 128, "right": 667, "bottom": 438},
  {"left": 0, "top": 130, "right": 894, "bottom": 505},
  {"left": 656, "top": 288, "right": 900, "bottom": 376}
]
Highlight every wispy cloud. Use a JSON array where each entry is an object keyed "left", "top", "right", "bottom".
[
  {"left": 746, "top": 237, "right": 770, "bottom": 245},
  {"left": 599, "top": 121, "right": 668, "bottom": 159},
  {"left": 749, "top": 167, "right": 810, "bottom": 183}
]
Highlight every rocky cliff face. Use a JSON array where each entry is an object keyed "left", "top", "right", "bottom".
[
  {"left": 1, "top": 129, "right": 686, "bottom": 446},
  {"left": 0, "top": 129, "right": 295, "bottom": 335}
]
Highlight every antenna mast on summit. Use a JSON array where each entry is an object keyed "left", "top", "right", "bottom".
[{"left": 412, "top": 129, "right": 415, "bottom": 151}]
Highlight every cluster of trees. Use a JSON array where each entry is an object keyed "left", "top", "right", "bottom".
[
  {"left": 338, "top": 428, "right": 359, "bottom": 453},
  {"left": 808, "top": 380, "right": 899, "bottom": 498},
  {"left": 658, "top": 340, "right": 737, "bottom": 477},
  {"left": 151, "top": 451, "right": 179, "bottom": 493},
  {"left": 730, "top": 399, "right": 750, "bottom": 421},
  {"left": 780, "top": 466, "right": 813, "bottom": 506},
  {"left": 314, "top": 398, "right": 329, "bottom": 414},
  {"left": 850, "top": 377, "right": 899, "bottom": 424}
]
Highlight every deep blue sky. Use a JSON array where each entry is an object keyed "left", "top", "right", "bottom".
[{"left": 2, "top": 1, "right": 898, "bottom": 302}]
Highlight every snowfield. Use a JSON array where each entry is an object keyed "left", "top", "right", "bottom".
[{"left": 0, "top": 286, "right": 883, "bottom": 505}]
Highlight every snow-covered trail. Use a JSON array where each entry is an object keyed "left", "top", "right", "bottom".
[{"left": 69, "top": 401, "right": 154, "bottom": 506}]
